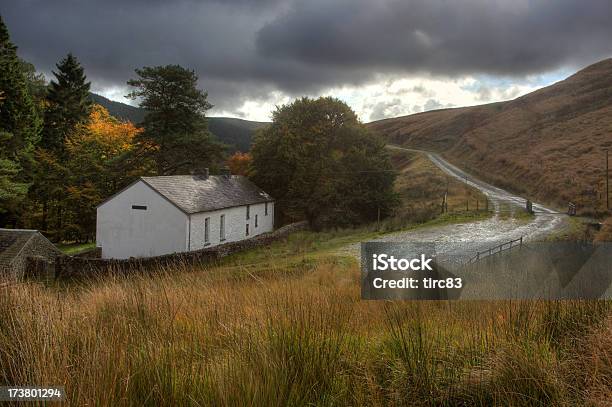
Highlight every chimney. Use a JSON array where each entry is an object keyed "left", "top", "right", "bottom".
[{"left": 191, "top": 167, "right": 209, "bottom": 180}]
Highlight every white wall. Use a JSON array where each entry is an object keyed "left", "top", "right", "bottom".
[
  {"left": 97, "top": 181, "right": 188, "bottom": 259},
  {"left": 189, "top": 202, "right": 274, "bottom": 250}
]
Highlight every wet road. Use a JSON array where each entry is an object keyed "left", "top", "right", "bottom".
[{"left": 341, "top": 146, "right": 567, "bottom": 264}]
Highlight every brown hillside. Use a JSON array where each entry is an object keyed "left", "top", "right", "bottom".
[{"left": 368, "top": 59, "right": 612, "bottom": 218}]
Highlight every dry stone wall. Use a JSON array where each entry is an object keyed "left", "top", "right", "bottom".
[{"left": 46, "top": 221, "right": 308, "bottom": 279}]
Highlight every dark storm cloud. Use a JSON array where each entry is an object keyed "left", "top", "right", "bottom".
[
  {"left": 3, "top": 0, "right": 612, "bottom": 113},
  {"left": 257, "top": 0, "right": 612, "bottom": 76},
  {"left": 2, "top": 0, "right": 290, "bottom": 112}
]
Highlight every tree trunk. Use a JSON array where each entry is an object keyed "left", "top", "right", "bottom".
[{"left": 42, "top": 199, "right": 48, "bottom": 231}]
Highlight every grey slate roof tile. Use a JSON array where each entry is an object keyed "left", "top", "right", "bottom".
[
  {"left": 0, "top": 229, "right": 40, "bottom": 267},
  {"left": 140, "top": 175, "right": 273, "bottom": 214}
]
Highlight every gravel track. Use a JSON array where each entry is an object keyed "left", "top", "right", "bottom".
[{"left": 339, "top": 146, "right": 566, "bottom": 262}]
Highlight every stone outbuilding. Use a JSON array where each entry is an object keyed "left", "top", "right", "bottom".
[{"left": 0, "top": 229, "right": 61, "bottom": 280}]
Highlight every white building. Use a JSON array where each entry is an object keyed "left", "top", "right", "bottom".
[{"left": 96, "top": 171, "right": 274, "bottom": 259}]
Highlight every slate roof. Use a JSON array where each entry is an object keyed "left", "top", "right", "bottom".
[
  {"left": 0, "top": 229, "right": 41, "bottom": 268},
  {"left": 139, "top": 175, "right": 274, "bottom": 214}
]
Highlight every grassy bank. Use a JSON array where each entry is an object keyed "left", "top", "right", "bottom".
[
  {"left": 381, "top": 149, "right": 492, "bottom": 232},
  {"left": 57, "top": 242, "right": 96, "bottom": 255},
  {"left": 0, "top": 256, "right": 610, "bottom": 405}
]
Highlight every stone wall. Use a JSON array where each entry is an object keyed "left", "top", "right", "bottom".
[
  {"left": 25, "top": 256, "right": 56, "bottom": 280},
  {"left": 72, "top": 247, "right": 102, "bottom": 258},
  {"left": 49, "top": 221, "right": 308, "bottom": 279},
  {"left": 15, "top": 234, "right": 62, "bottom": 280}
]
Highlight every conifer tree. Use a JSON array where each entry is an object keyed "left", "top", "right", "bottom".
[
  {"left": 43, "top": 53, "right": 92, "bottom": 154},
  {"left": 34, "top": 53, "right": 91, "bottom": 236},
  {"left": 0, "top": 15, "right": 42, "bottom": 223},
  {"left": 127, "top": 64, "right": 224, "bottom": 175}
]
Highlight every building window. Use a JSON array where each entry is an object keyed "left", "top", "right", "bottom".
[
  {"left": 265, "top": 202, "right": 268, "bottom": 216},
  {"left": 132, "top": 205, "right": 147, "bottom": 210},
  {"left": 246, "top": 204, "right": 250, "bottom": 220},
  {"left": 246, "top": 223, "right": 249, "bottom": 236},
  {"left": 220, "top": 214, "right": 225, "bottom": 241},
  {"left": 204, "top": 217, "right": 210, "bottom": 244},
  {"left": 255, "top": 214, "right": 258, "bottom": 228}
]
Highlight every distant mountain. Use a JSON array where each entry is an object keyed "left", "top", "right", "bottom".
[
  {"left": 90, "top": 93, "right": 268, "bottom": 152},
  {"left": 90, "top": 93, "right": 147, "bottom": 124},
  {"left": 207, "top": 117, "right": 268, "bottom": 152},
  {"left": 368, "top": 58, "right": 612, "bottom": 217}
]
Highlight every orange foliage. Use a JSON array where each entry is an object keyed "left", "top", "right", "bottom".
[
  {"left": 227, "top": 151, "right": 252, "bottom": 176},
  {"left": 76, "top": 104, "right": 141, "bottom": 156}
]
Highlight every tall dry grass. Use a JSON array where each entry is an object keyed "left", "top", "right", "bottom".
[
  {"left": 0, "top": 257, "right": 610, "bottom": 406},
  {"left": 595, "top": 216, "right": 612, "bottom": 242}
]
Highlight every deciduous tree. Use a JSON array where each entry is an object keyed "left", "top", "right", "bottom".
[
  {"left": 227, "top": 151, "right": 252, "bottom": 176},
  {"left": 251, "top": 97, "right": 398, "bottom": 229},
  {"left": 63, "top": 105, "right": 142, "bottom": 241}
]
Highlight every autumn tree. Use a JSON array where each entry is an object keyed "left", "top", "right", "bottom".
[
  {"left": 62, "top": 105, "right": 142, "bottom": 241},
  {"left": 251, "top": 97, "right": 398, "bottom": 229},
  {"left": 0, "top": 15, "right": 42, "bottom": 226},
  {"left": 127, "top": 65, "right": 224, "bottom": 175},
  {"left": 227, "top": 151, "right": 252, "bottom": 176}
]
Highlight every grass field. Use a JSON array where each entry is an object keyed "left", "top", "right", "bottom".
[
  {"left": 0, "top": 150, "right": 609, "bottom": 405},
  {"left": 1, "top": 247, "right": 610, "bottom": 405},
  {"left": 57, "top": 242, "right": 96, "bottom": 255}
]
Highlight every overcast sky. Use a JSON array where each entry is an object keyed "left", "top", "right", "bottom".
[{"left": 3, "top": 0, "right": 612, "bottom": 122}]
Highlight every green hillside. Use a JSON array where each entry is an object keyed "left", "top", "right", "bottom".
[
  {"left": 90, "top": 93, "right": 268, "bottom": 152},
  {"left": 367, "top": 58, "right": 612, "bottom": 218},
  {"left": 208, "top": 117, "right": 268, "bottom": 152},
  {"left": 90, "top": 93, "right": 147, "bottom": 124}
]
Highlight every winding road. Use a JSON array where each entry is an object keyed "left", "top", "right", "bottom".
[{"left": 341, "top": 146, "right": 567, "bottom": 265}]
